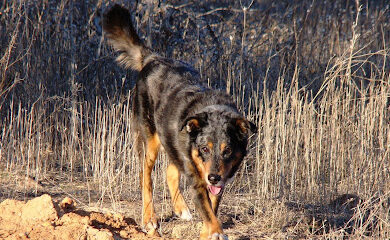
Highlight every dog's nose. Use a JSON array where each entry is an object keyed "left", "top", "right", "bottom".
[{"left": 208, "top": 174, "right": 221, "bottom": 185}]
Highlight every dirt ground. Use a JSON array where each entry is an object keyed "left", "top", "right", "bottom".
[
  {"left": 0, "top": 193, "right": 262, "bottom": 240},
  {"left": 0, "top": 194, "right": 165, "bottom": 240},
  {"left": 0, "top": 173, "right": 266, "bottom": 240},
  {"left": 0, "top": 172, "right": 387, "bottom": 239},
  {"left": 0, "top": 193, "right": 371, "bottom": 240}
]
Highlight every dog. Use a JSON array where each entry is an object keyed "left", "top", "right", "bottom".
[{"left": 103, "top": 4, "right": 256, "bottom": 240}]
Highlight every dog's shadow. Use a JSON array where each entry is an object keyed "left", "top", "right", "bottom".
[
  {"left": 284, "top": 194, "right": 385, "bottom": 236},
  {"left": 221, "top": 213, "right": 241, "bottom": 229}
]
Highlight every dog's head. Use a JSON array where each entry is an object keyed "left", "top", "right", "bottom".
[{"left": 181, "top": 106, "right": 257, "bottom": 196}]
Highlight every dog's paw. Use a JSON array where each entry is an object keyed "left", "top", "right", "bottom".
[
  {"left": 178, "top": 208, "right": 192, "bottom": 220},
  {"left": 209, "top": 233, "right": 228, "bottom": 240},
  {"left": 143, "top": 220, "right": 160, "bottom": 237}
]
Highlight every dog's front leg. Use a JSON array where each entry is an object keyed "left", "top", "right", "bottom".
[
  {"left": 193, "top": 184, "right": 228, "bottom": 240},
  {"left": 209, "top": 192, "right": 222, "bottom": 215}
]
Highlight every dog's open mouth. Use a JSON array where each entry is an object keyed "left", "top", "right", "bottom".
[{"left": 207, "top": 185, "right": 223, "bottom": 196}]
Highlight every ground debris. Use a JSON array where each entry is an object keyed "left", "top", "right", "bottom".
[{"left": 0, "top": 194, "right": 168, "bottom": 240}]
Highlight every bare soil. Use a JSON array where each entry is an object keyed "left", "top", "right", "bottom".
[
  {"left": 0, "top": 194, "right": 165, "bottom": 240},
  {"left": 0, "top": 172, "right": 386, "bottom": 239}
]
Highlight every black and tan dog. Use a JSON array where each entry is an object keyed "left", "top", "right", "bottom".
[{"left": 103, "top": 4, "right": 256, "bottom": 240}]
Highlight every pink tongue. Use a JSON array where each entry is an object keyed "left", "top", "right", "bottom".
[{"left": 208, "top": 185, "right": 222, "bottom": 195}]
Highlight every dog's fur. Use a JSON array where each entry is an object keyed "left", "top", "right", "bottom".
[{"left": 103, "top": 5, "right": 256, "bottom": 240}]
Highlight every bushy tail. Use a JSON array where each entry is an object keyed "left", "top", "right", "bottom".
[{"left": 103, "top": 4, "right": 153, "bottom": 71}]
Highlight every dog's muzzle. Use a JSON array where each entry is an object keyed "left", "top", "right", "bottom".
[{"left": 207, "top": 174, "right": 224, "bottom": 195}]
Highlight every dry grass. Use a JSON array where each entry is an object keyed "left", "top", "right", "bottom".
[{"left": 1, "top": 0, "right": 390, "bottom": 239}]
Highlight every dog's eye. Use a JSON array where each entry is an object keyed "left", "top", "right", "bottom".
[
  {"left": 201, "top": 146, "right": 210, "bottom": 154},
  {"left": 223, "top": 146, "right": 232, "bottom": 156}
]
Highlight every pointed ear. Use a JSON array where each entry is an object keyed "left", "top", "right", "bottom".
[
  {"left": 235, "top": 118, "right": 257, "bottom": 137},
  {"left": 181, "top": 112, "right": 208, "bottom": 133}
]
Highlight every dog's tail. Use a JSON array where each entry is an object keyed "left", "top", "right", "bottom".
[{"left": 103, "top": 4, "right": 154, "bottom": 72}]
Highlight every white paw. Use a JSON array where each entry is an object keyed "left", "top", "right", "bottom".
[
  {"left": 145, "top": 220, "right": 158, "bottom": 230},
  {"left": 179, "top": 208, "right": 192, "bottom": 220},
  {"left": 210, "top": 233, "right": 228, "bottom": 240},
  {"left": 143, "top": 220, "right": 159, "bottom": 236}
]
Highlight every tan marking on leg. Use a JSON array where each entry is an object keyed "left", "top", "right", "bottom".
[
  {"left": 209, "top": 193, "right": 222, "bottom": 215},
  {"left": 166, "top": 163, "right": 191, "bottom": 220},
  {"left": 198, "top": 189, "right": 223, "bottom": 239},
  {"left": 140, "top": 133, "right": 160, "bottom": 235}
]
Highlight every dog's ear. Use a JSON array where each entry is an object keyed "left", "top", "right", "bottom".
[
  {"left": 234, "top": 118, "right": 257, "bottom": 139},
  {"left": 181, "top": 112, "right": 208, "bottom": 133}
]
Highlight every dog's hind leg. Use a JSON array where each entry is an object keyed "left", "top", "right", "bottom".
[
  {"left": 139, "top": 133, "right": 160, "bottom": 236},
  {"left": 166, "top": 163, "right": 192, "bottom": 220}
]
